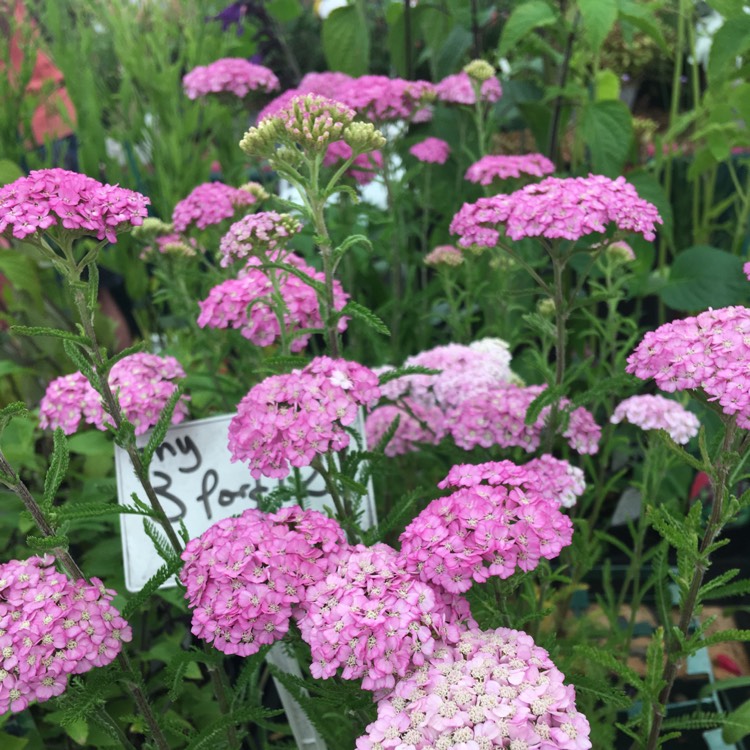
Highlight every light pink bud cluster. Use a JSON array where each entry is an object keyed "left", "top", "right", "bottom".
[
  {"left": 228, "top": 357, "right": 381, "bottom": 478},
  {"left": 219, "top": 211, "right": 302, "bottom": 266},
  {"left": 39, "top": 353, "right": 189, "bottom": 436},
  {"left": 140, "top": 233, "right": 198, "bottom": 259},
  {"left": 172, "top": 182, "right": 257, "bottom": 233},
  {"left": 410, "top": 137, "right": 451, "bottom": 165},
  {"left": 611, "top": 395, "right": 699, "bottom": 444},
  {"left": 323, "top": 141, "right": 384, "bottom": 185},
  {"left": 0, "top": 555, "right": 131, "bottom": 714},
  {"left": 626, "top": 306, "right": 750, "bottom": 428},
  {"left": 356, "top": 627, "right": 591, "bottom": 750},
  {"left": 276, "top": 94, "right": 356, "bottom": 151},
  {"left": 398, "top": 459, "right": 575, "bottom": 594},
  {"left": 0, "top": 168, "right": 149, "bottom": 242},
  {"left": 180, "top": 507, "right": 346, "bottom": 656},
  {"left": 182, "top": 58, "right": 279, "bottom": 99},
  {"left": 435, "top": 71, "right": 502, "bottom": 105},
  {"left": 465, "top": 153, "right": 556, "bottom": 185},
  {"left": 450, "top": 174, "right": 663, "bottom": 248},
  {"left": 424, "top": 244, "right": 464, "bottom": 267},
  {"left": 197, "top": 251, "right": 349, "bottom": 351},
  {"left": 299, "top": 543, "right": 474, "bottom": 691}
]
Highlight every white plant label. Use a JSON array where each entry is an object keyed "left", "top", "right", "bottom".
[{"left": 115, "top": 413, "right": 375, "bottom": 592}]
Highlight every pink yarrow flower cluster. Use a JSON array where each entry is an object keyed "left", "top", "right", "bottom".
[
  {"left": 465, "top": 154, "right": 556, "bottom": 185},
  {"left": 0, "top": 555, "right": 131, "bottom": 714},
  {"left": 299, "top": 543, "right": 474, "bottom": 691},
  {"left": 357, "top": 627, "right": 591, "bottom": 750},
  {"left": 39, "top": 353, "right": 189, "bottom": 436},
  {"left": 323, "top": 141, "right": 384, "bottom": 185},
  {"left": 611, "top": 395, "right": 699, "bottom": 444},
  {"left": 172, "top": 182, "right": 257, "bottom": 233},
  {"left": 228, "top": 357, "right": 381, "bottom": 478},
  {"left": 180, "top": 507, "right": 345, "bottom": 656},
  {"left": 410, "top": 137, "right": 451, "bottom": 165},
  {"left": 450, "top": 174, "right": 663, "bottom": 248},
  {"left": 435, "top": 71, "right": 502, "bottom": 105},
  {"left": 197, "top": 252, "right": 349, "bottom": 352},
  {"left": 0, "top": 168, "right": 149, "bottom": 242},
  {"left": 626, "top": 306, "right": 750, "bottom": 428},
  {"left": 424, "top": 244, "right": 464, "bottom": 267},
  {"left": 182, "top": 58, "right": 279, "bottom": 99},
  {"left": 398, "top": 459, "right": 575, "bottom": 594},
  {"left": 219, "top": 211, "right": 302, "bottom": 266}
]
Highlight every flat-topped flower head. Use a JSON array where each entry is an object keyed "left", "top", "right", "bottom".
[
  {"left": 180, "top": 507, "right": 346, "bottom": 656},
  {"left": 464, "top": 59, "right": 497, "bottom": 82},
  {"left": 611, "top": 395, "right": 699, "bottom": 444},
  {"left": 424, "top": 244, "right": 464, "bottom": 267},
  {"left": 0, "top": 168, "right": 149, "bottom": 242},
  {"left": 198, "top": 251, "right": 349, "bottom": 351},
  {"left": 465, "top": 153, "right": 555, "bottom": 185},
  {"left": 0, "top": 555, "right": 131, "bottom": 714},
  {"left": 228, "top": 357, "right": 381, "bottom": 479},
  {"left": 275, "top": 94, "right": 357, "bottom": 152},
  {"left": 410, "top": 137, "right": 451, "bottom": 165},
  {"left": 356, "top": 627, "right": 592, "bottom": 750},
  {"left": 436, "top": 71, "right": 502, "bottom": 105},
  {"left": 172, "top": 182, "right": 257, "bottom": 233},
  {"left": 219, "top": 211, "right": 302, "bottom": 266},
  {"left": 450, "top": 174, "right": 662, "bottom": 248},
  {"left": 38, "top": 372, "right": 91, "bottom": 435},
  {"left": 182, "top": 58, "right": 279, "bottom": 99},
  {"left": 626, "top": 306, "right": 750, "bottom": 428},
  {"left": 335, "top": 75, "right": 436, "bottom": 122}
]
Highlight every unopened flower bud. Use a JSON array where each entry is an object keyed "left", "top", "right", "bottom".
[
  {"left": 131, "top": 217, "right": 173, "bottom": 241},
  {"left": 464, "top": 59, "right": 496, "bottom": 82},
  {"left": 605, "top": 240, "right": 636, "bottom": 264},
  {"left": 239, "top": 182, "right": 269, "bottom": 201},
  {"left": 537, "top": 297, "right": 556, "bottom": 317},
  {"left": 343, "top": 121, "right": 386, "bottom": 153},
  {"left": 276, "top": 94, "right": 356, "bottom": 153},
  {"left": 240, "top": 118, "right": 282, "bottom": 158}
]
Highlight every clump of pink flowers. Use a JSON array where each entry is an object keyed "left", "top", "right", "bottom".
[
  {"left": 465, "top": 153, "right": 555, "bottom": 185},
  {"left": 299, "top": 543, "right": 474, "bottom": 691},
  {"left": 398, "top": 459, "right": 575, "bottom": 594},
  {"left": 450, "top": 174, "right": 663, "bottom": 248},
  {"left": 323, "top": 141, "right": 383, "bottom": 185},
  {"left": 172, "top": 182, "right": 257, "bottom": 233},
  {"left": 0, "top": 555, "right": 131, "bottom": 714},
  {"left": 197, "top": 251, "right": 349, "bottom": 351},
  {"left": 435, "top": 70, "right": 502, "bottom": 105},
  {"left": 611, "top": 395, "right": 699, "bottom": 445},
  {"left": 626, "top": 306, "right": 750, "bottom": 428},
  {"left": 182, "top": 58, "right": 279, "bottom": 99},
  {"left": 0, "top": 168, "right": 149, "bottom": 242},
  {"left": 275, "top": 94, "right": 356, "bottom": 151},
  {"left": 743, "top": 261, "right": 750, "bottom": 281},
  {"left": 424, "top": 244, "right": 464, "bottom": 267},
  {"left": 228, "top": 356, "right": 381, "bottom": 478},
  {"left": 410, "top": 137, "right": 450, "bottom": 165},
  {"left": 180, "top": 507, "right": 345, "bottom": 656},
  {"left": 357, "top": 627, "right": 591, "bottom": 750},
  {"left": 336, "top": 75, "right": 435, "bottom": 122},
  {"left": 39, "top": 353, "right": 189, "bottom": 436},
  {"left": 219, "top": 211, "right": 302, "bottom": 266}
]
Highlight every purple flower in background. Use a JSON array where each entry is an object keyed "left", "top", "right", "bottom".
[{"left": 207, "top": 2, "right": 247, "bottom": 33}]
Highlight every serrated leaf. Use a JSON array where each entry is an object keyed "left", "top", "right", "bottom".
[
  {"left": 322, "top": 5, "right": 370, "bottom": 77},
  {"left": 11, "top": 324, "right": 89, "bottom": 345},
  {"left": 261, "top": 260, "right": 326, "bottom": 295},
  {"left": 122, "top": 557, "right": 182, "bottom": 618},
  {"left": 342, "top": 300, "right": 390, "bottom": 336},
  {"left": 577, "top": 0, "right": 617, "bottom": 51},
  {"left": 184, "top": 707, "right": 284, "bottom": 750},
  {"left": 142, "top": 386, "right": 184, "bottom": 470},
  {"left": 57, "top": 502, "right": 152, "bottom": 521},
  {"left": 378, "top": 365, "right": 440, "bottom": 385},
  {"left": 43, "top": 428, "right": 69, "bottom": 511},
  {"left": 27, "top": 534, "right": 68, "bottom": 551},
  {"left": 524, "top": 384, "right": 565, "bottom": 426},
  {"left": 498, "top": 0, "right": 558, "bottom": 56},
  {"left": 143, "top": 519, "right": 178, "bottom": 565},
  {"left": 579, "top": 100, "right": 633, "bottom": 176}
]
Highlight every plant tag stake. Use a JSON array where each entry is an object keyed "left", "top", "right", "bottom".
[{"left": 114, "top": 412, "right": 375, "bottom": 750}]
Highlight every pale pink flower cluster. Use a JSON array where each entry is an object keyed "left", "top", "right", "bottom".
[
  {"left": 323, "top": 141, "right": 384, "bottom": 185},
  {"left": 219, "top": 211, "right": 302, "bottom": 267},
  {"left": 399, "top": 460, "right": 574, "bottom": 594},
  {"left": 611, "top": 395, "right": 699, "bottom": 444},
  {"left": 357, "top": 627, "right": 591, "bottom": 750},
  {"left": 228, "top": 357, "right": 381, "bottom": 478},
  {"left": 0, "top": 168, "right": 149, "bottom": 242},
  {"left": 197, "top": 252, "right": 349, "bottom": 351},
  {"left": 435, "top": 71, "right": 502, "bottom": 105},
  {"left": 39, "top": 353, "right": 189, "bottom": 436},
  {"left": 172, "top": 182, "right": 257, "bottom": 233},
  {"left": 410, "top": 137, "right": 451, "bottom": 165},
  {"left": 424, "top": 244, "right": 464, "bottom": 267},
  {"left": 465, "top": 154, "right": 555, "bottom": 185},
  {"left": 276, "top": 94, "right": 356, "bottom": 151},
  {"left": 180, "top": 507, "right": 345, "bottom": 656},
  {"left": 0, "top": 555, "right": 131, "bottom": 714},
  {"left": 182, "top": 58, "right": 279, "bottom": 99},
  {"left": 626, "top": 306, "right": 750, "bottom": 428},
  {"left": 450, "top": 174, "right": 663, "bottom": 248},
  {"left": 299, "top": 543, "right": 474, "bottom": 691}
]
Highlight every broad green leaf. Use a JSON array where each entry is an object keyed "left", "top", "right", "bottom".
[
  {"left": 577, "top": 0, "right": 617, "bottom": 51},
  {"left": 0, "top": 252, "right": 42, "bottom": 308},
  {"left": 0, "top": 160, "right": 23, "bottom": 186},
  {"left": 708, "top": 16, "right": 750, "bottom": 85},
  {"left": 579, "top": 100, "right": 633, "bottom": 176},
  {"left": 659, "top": 245, "right": 748, "bottom": 311},
  {"left": 594, "top": 69, "right": 620, "bottom": 101},
  {"left": 435, "top": 25, "right": 473, "bottom": 79},
  {"left": 322, "top": 5, "right": 370, "bottom": 77},
  {"left": 498, "top": 0, "right": 558, "bottom": 56},
  {"left": 267, "top": 0, "right": 302, "bottom": 22},
  {"left": 67, "top": 430, "right": 113, "bottom": 456}
]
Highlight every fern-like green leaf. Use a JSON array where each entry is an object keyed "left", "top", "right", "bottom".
[
  {"left": 573, "top": 644, "right": 644, "bottom": 691},
  {"left": 341, "top": 300, "right": 390, "bottom": 336},
  {"left": 183, "top": 707, "right": 283, "bottom": 750},
  {"left": 143, "top": 519, "right": 178, "bottom": 565},
  {"left": 377, "top": 365, "right": 440, "bottom": 385},
  {"left": 42, "top": 428, "right": 70, "bottom": 512},
  {"left": 122, "top": 557, "right": 182, "bottom": 619},
  {"left": 26, "top": 534, "right": 68, "bottom": 552},
  {"left": 142, "top": 386, "right": 184, "bottom": 470}
]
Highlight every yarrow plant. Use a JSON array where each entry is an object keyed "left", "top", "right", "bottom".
[
  {"left": 611, "top": 395, "right": 700, "bottom": 445},
  {"left": 435, "top": 70, "right": 502, "bottom": 105},
  {"left": 410, "top": 137, "right": 451, "bottom": 165},
  {"left": 182, "top": 58, "right": 280, "bottom": 99},
  {"left": 218, "top": 211, "right": 302, "bottom": 266},
  {"left": 424, "top": 244, "right": 464, "bottom": 267},
  {"left": 39, "top": 353, "right": 189, "bottom": 436},
  {"left": 323, "top": 141, "right": 384, "bottom": 185},
  {"left": 465, "top": 154, "right": 556, "bottom": 186},
  {"left": 0, "top": 555, "right": 131, "bottom": 714},
  {"left": 172, "top": 182, "right": 258, "bottom": 233}
]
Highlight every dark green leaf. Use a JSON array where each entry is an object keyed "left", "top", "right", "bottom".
[
  {"left": 42, "top": 428, "right": 69, "bottom": 511},
  {"left": 342, "top": 300, "right": 390, "bottom": 336},
  {"left": 142, "top": 385, "right": 184, "bottom": 471},
  {"left": 498, "top": 0, "right": 558, "bottom": 56},
  {"left": 322, "top": 5, "right": 370, "bottom": 77},
  {"left": 579, "top": 100, "right": 633, "bottom": 176},
  {"left": 577, "top": 0, "right": 617, "bottom": 51}
]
